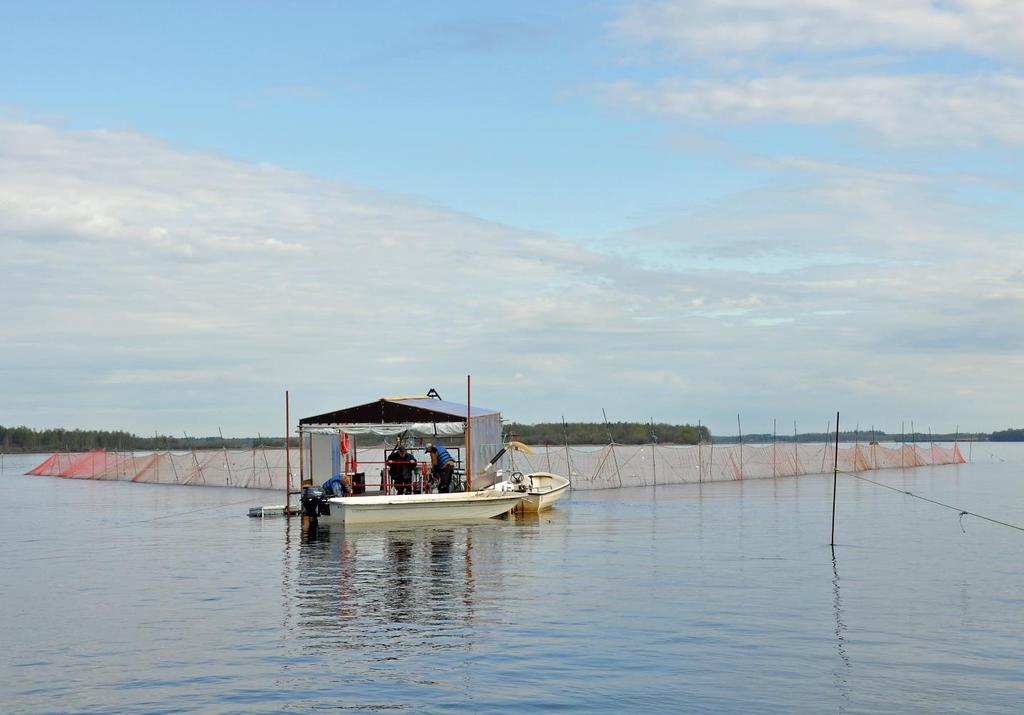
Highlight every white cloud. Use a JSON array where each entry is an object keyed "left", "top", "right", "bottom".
[
  {"left": 615, "top": 158, "right": 1010, "bottom": 264},
  {"left": 612, "top": 0, "right": 1024, "bottom": 59},
  {"left": 0, "top": 119, "right": 605, "bottom": 425},
  {"left": 605, "top": 1, "right": 1024, "bottom": 146},
  {"left": 1, "top": 119, "right": 1021, "bottom": 434},
  {"left": 594, "top": 155, "right": 1024, "bottom": 430},
  {"left": 600, "top": 74, "right": 1024, "bottom": 144}
]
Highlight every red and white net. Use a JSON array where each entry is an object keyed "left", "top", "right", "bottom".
[{"left": 26, "top": 441, "right": 964, "bottom": 491}]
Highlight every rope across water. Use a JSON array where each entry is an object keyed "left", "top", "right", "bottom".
[{"left": 842, "top": 470, "right": 1024, "bottom": 533}]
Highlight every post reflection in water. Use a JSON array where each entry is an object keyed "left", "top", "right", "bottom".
[{"left": 831, "top": 551, "right": 852, "bottom": 709}]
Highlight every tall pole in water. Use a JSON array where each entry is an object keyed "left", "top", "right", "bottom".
[
  {"left": 466, "top": 375, "right": 472, "bottom": 491},
  {"left": 870, "top": 424, "right": 877, "bottom": 470},
  {"left": 650, "top": 417, "right": 657, "bottom": 487},
  {"left": 698, "top": 419, "right": 703, "bottom": 483},
  {"left": 603, "top": 408, "right": 622, "bottom": 488},
  {"left": 794, "top": 421, "right": 799, "bottom": 476},
  {"left": 772, "top": 418, "right": 777, "bottom": 479},
  {"left": 285, "top": 390, "right": 291, "bottom": 516},
  {"left": 737, "top": 413, "right": 744, "bottom": 479},
  {"left": 831, "top": 411, "right": 840, "bottom": 548},
  {"left": 561, "top": 416, "right": 571, "bottom": 480},
  {"left": 911, "top": 420, "right": 916, "bottom": 467},
  {"left": 219, "top": 427, "right": 233, "bottom": 487},
  {"left": 708, "top": 423, "right": 715, "bottom": 484},
  {"left": 185, "top": 431, "right": 202, "bottom": 485}
]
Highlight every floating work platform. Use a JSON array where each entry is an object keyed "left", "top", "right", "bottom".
[{"left": 247, "top": 504, "right": 302, "bottom": 518}]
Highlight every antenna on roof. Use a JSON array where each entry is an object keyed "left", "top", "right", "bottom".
[{"left": 426, "top": 388, "right": 442, "bottom": 400}]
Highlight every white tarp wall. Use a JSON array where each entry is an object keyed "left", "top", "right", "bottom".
[
  {"left": 468, "top": 412, "right": 503, "bottom": 488},
  {"left": 307, "top": 432, "right": 339, "bottom": 486}
]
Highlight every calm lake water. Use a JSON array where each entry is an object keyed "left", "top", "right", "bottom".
[{"left": 2, "top": 444, "right": 1022, "bottom": 714}]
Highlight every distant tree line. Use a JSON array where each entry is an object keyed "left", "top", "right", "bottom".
[
  {"left": 2, "top": 422, "right": 1012, "bottom": 453},
  {"left": 990, "top": 428, "right": 1024, "bottom": 442},
  {"left": 505, "top": 421, "right": 710, "bottom": 445},
  {"left": 0, "top": 425, "right": 286, "bottom": 453},
  {"left": 713, "top": 429, "right": 989, "bottom": 444},
  {"left": 3, "top": 422, "right": 711, "bottom": 452}
]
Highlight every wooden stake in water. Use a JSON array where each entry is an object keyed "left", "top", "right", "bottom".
[
  {"left": 219, "top": 427, "right": 233, "bottom": 486},
  {"left": 708, "top": 425, "right": 715, "bottom": 484},
  {"left": 650, "top": 417, "right": 657, "bottom": 486},
  {"left": 698, "top": 419, "right": 703, "bottom": 483},
  {"left": 901, "top": 420, "right": 905, "bottom": 469},
  {"left": 737, "top": 413, "right": 744, "bottom": 480},
  {"left": 794, "top": 421, "right": 799, "bottom": 476},
  {"left": 831, "top": 411, "right": 840, "bottom": 547},
  {"left": 285, "top": 390, "right": 291, "bottom": 516},
  {"left": 466, "top": 374, "right": 472, "bottom": 492},
  {"left": 602, "top": 408, "right": 622, "bottom": 488},
  {"left": 772, "top": 418, "right": 777, "bottom": 479},
  {"left": 561, "top": 416, "right": 571, "bottom": 478}
]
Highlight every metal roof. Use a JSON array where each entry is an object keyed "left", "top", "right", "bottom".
[{"left": 299, "top": 397, "right": 499, "bottom": 426}]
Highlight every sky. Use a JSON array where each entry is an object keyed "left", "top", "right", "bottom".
[{"left": 1, "top": 0, "right": 1023, "bottom": 438}]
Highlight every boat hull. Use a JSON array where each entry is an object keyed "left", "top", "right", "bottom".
[
  {"left": 487, "top": 472, "right": 570, "bottom": 513},
  {"left": 319, "top": 490, "right": 525, "bottom": 525},
  {"left": 516, "top": 472, "right": 570, "bottom": 512}
]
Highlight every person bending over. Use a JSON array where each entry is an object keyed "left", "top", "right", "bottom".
[{"left": 424, "top": 443, "right": 456, "bottom": 493}]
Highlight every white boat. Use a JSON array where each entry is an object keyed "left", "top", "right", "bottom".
[
  {"left": 305, "top": 488, "right": 526, "bottom": 525},
  {"left": 294, "top": 391, "right": 540, "bottom": 524},
  {"left": 488, "top": 471, "right": 570, "bottom": 513}
]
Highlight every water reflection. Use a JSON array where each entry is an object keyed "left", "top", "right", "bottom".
[
  {"left": 288, "top": 519, "right": 481, "bottom": 654},
  {"left": 831, "top": 552, "right": 852, "bottom": 710}
]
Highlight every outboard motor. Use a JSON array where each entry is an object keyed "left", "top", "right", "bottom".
[{"left": 300, "top": 486, "right": 331, "bottom": 518}]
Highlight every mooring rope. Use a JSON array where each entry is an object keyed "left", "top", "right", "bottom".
[
  {"left": 843, "top": 471, "right": 1024, "bottom": 533},
  {"left": 129, "top": 496, "right": 261, "bottom": 525}
]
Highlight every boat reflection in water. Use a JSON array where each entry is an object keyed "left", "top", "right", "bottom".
[
  {"left": 289, "top": 518, "right": 489, "bottom": 650},
  {"left": 280, "top": 509, "right": 567, "bottom": 710}
]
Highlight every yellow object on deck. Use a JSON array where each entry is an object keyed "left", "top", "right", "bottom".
[{"left": 508, "top": 441, "right": 535, "bottom": 455}]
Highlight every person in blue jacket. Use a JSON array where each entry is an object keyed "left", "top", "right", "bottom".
[
  {"left": 322, "top": 473, "right": 351, "bottom": 496},
  {"left": 424, "top": 443, "right": 456, "bottom": 493}
]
